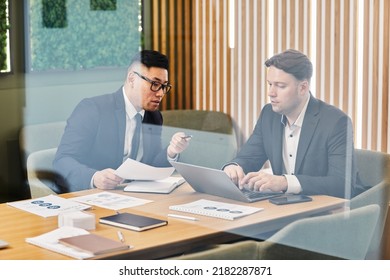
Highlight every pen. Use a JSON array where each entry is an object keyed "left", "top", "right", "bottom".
[
  {"left": 168, "top": 213, "right": 198, "bottom": 221},
  {"left": 117, "top": 231, "right": 125, "bottom": 243},
  {"left": 181, "top": 135, "right": 193, "bottom": 140}
]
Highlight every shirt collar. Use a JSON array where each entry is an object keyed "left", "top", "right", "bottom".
[
  {"left": 281, "top": 95, "right": 310, "bottom": 127},
  {"left": 122, "top": 87, "right": 145, "bottom": 119}
]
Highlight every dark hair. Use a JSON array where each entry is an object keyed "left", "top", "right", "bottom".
[
  {"left": 129, "top": 50, "right": 169, "bottom": 70},
  {"left": 265, "top": 49, "right": 312, "bottom": 81}
]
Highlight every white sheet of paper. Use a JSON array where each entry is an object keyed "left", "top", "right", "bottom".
[
  {"left": 114, "top": 158, "right": 175, "bottom": 180},
  {"left": 7, "top": 195, "right": 91, "bottom": 218},
  {"left": 70, "top": 191, "right": 153, "bottom": 210},
  {"left": 169, "top": 199, "right": 263, "bottom": 220},
  {"left": 26, "top": 226, "right": 93, "bottom": 259}
]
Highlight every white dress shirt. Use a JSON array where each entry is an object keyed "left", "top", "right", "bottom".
[
  {"left": 122, "top": 88, "right": 145, "bottom": 162},
  {"left": 282, "top": 96, "right": 310, "bottom": 194}
]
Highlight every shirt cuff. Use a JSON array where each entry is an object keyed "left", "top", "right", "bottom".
[
  {"left": 221, "top": 162, "right": 239, "bottom": 170},
  {"left": 284, "top": 174, "right": 302, "bottom": 194},
  {"left": 90, "top": 173, "right": 97, "bottom": 189},
  {"left": 167, "top": 153, "right": 179, "bottom": 162}
]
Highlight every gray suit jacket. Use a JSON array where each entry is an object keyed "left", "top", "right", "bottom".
[
  {"left": 53, "top": 88, "right": 170, "bottom": 193},
  {"left": 231, "top": 95, "right": 361, "bottom": 198}
]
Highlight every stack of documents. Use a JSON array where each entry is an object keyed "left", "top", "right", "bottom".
[
  {"left": 115, "top": 159, "right": 186, "bottom": 194},
  {"left": 26, "top": 226, "right": 94, "bottom": 259},
  {"left": 26, "top": 226, "right": 130, "bottom": 259}
]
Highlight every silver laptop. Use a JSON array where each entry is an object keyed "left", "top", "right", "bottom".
[{"left": 170, "top": 161, "right": 283, "bottom": 203}]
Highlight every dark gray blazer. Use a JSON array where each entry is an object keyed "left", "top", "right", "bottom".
[
  {"left": 53, "top": 88, "right": 170, "bottom": 193},
  {"left": 231, "top": 95, "right": 362, "bottom": 198}
]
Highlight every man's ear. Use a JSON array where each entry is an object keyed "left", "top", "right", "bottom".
[
  {"left": 127, "top": 71, "right": 133, "bottom": 82},
  {"left": 299, "top": 80, "right": 309, "bottom": 95},
  {"left": 127, "top": 71, "right": 135, "bottom": 86}
]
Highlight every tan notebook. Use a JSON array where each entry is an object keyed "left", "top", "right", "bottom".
[{"left": 58, "top": 233, "right": 129, "bottom": 255}]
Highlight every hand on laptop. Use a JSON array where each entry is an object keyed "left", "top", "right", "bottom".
[
  {"left": 240, "top": 171, "right": 287, "bottom": 193},
  {"left": 223, "top": 164, "right": 245, "bottom": 188},
  {"left": 224, "top": 165, "right": 287, "bottom": 193}
]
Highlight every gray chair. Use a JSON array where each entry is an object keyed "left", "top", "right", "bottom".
[
  {"left": 19, "top": 121, "right": 66, "bottom": 197},
  {"left": 161, "top": 110, "right": 238, "bottom": 169},
  {"left": 350, "top": 149, "right": 390, "bottom": 259},
  {"left": 19, "top": 121, "right": 66, "bottom": 165},
  {"left": 26, "top": 148, "right": 58, "bottom": 198},
  {"left": 172, "top": 204, "right": 380, "bottom": 260}
]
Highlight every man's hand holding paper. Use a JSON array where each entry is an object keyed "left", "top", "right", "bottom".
[{"left": 93, "top": 168, "right": 123, "bottom": 190}]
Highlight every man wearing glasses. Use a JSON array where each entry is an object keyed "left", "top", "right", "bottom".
[{"left": 53, "top": 50, "right": 190, "bottom": 193}]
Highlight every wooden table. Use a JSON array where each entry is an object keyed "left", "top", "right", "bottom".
[{"left": 0, "top": 184, "right": 346, "bottom": 260}]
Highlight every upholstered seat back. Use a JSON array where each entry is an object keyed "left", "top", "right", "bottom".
[
  {"left": 350, "top": 149, "right": 390, "bottom": 259},
  {"left": 161, "top": 110, "right": 238, "bottom": 169},
  {"left": 171, "top": 205, "right": 380, "bottom": 260},
  {"left": 26, "top": 148, "right": 58, "bottom": 198},
  {"left": 19, "top": 121, "right": 66, "bottom": 168}
]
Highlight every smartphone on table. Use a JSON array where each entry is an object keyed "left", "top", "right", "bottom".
[{"left": 269, "top": 194, "right": 312, "bottom": 205}]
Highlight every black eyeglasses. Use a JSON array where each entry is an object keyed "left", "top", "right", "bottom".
[{"left": 133, "top": 71, "right": 172, "bottom": 94}]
